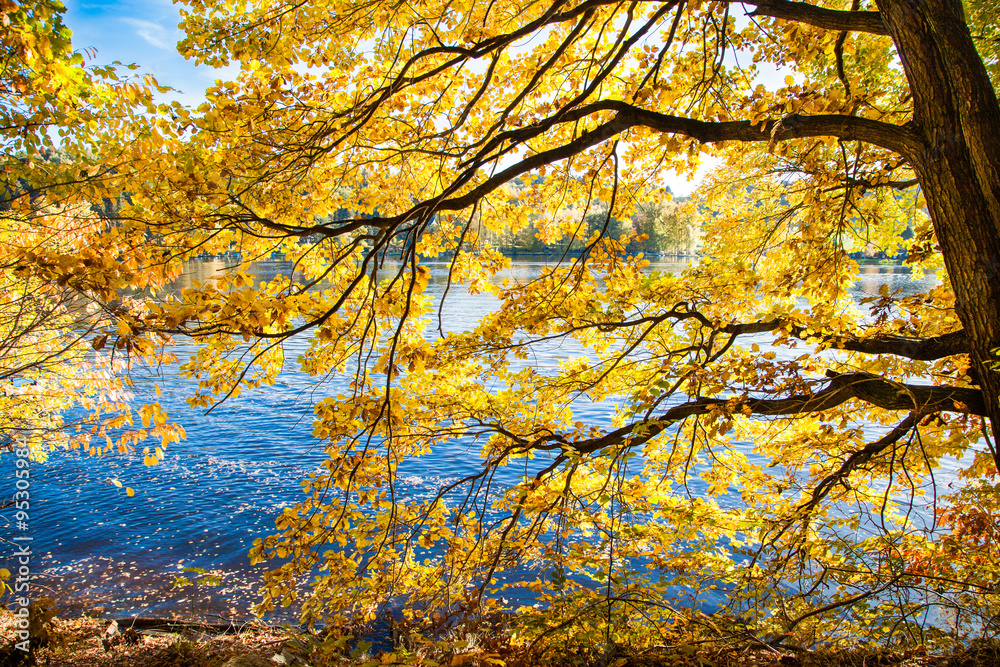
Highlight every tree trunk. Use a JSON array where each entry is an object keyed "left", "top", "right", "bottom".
[{"left": 877, "top": 0, "right": 1000, "bottom": 462}]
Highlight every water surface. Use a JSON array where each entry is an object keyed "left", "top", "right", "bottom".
[{"left": 2, "top": 260, "right": 943, "bottom": 620}]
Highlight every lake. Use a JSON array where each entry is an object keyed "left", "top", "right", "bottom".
[{"left": 6, "top": 259, "right": 942, "bottom": 622}]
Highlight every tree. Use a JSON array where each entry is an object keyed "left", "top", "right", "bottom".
[
  {"left": 0, "top": 0, "right": 183, "bottom": 460},
  {"left": 632, "top": 193, "right": 695, "bottom": 253},
  {"left": 79, "top": 0, "right": 1000, "bottom": 651}
]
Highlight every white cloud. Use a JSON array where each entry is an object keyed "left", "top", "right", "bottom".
[{"left": 121, "top": 17, "right": 171, "bottom": 49}]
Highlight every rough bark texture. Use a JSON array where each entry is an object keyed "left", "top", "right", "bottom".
[
  {"left": 746, "top": 0, "right": 889, "bottom": 35},
  {"left": 876, "top": 0, "right": 1000, "bottom": 462}
]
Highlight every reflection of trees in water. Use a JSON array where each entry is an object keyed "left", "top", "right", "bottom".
[{"left": 854, "top": 264, "right": 939, "bottom": 298}]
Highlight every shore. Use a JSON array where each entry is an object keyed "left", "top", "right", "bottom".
[{"left": 4, "top": 608, "right": 1000, "bottom": 667}]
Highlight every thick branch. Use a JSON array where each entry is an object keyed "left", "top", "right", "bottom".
[
  {"left": 609, "top": 102, "right": 919, "bottom": 156},
  {"left": 713, "top": 319, "right": 969, "bottom": 360},
  {"left": 549, "top": 372, "right": 985, "bottom": 455},
  {"left": 824, "top": 329, "right": 969, "bottom": 360},
  {"left": 617, "top": 306, "right": 969, "bottom": 361},
  {"left": 743, "top": 0, "right": 889, "bottom": 35},
  {"left": 313, "top": 101, "right": 918, "bottom": 238}
]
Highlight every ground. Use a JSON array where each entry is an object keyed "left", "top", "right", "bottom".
[{"left": 2, "top": 610, "right": 1000, "bottom": 667}]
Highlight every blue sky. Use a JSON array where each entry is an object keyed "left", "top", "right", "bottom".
[{"left": 62, "top": 0, "right": 225, "bottom": 106}]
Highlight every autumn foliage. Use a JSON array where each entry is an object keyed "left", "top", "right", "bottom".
[
  {"left": 5, "top": 0, "right": 1000, "bottom": 657},
  {"left": 0, "top": 0, "right": 184, "bottom": 462}
]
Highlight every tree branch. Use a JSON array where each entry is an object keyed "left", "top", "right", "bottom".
[
  {"left": 538, "top": 372, "right": 985, "bottom": 455},
  {"left": 821, "top": 329, "right": 969, "bottom": 359},
  {"left": 712, "top": 318, "right": 969, "bottom": 360},
  {"left": 742, "top": 0, "right": 889, "bottom": 36},
  {"left": 798, "top": 411, "right": 920, "bottom": 517},
  {"left": 609, "top": 101, "right": 919, "bottom": 156},
  {"left": 578, "top": 306, "right": 969, "bottom": 361},
  {"left": 310, "top": 101, "right": 919, "bottom": 239}
]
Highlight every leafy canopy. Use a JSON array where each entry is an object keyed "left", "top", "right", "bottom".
[
  {"left": 14, "top": 0, "right": 1000, "bottom": 655},
  {"left": 0, "top": 0, "right": 183, "bottom": 458}
]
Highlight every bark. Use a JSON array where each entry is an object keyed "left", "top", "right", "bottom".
[
  {"left": 876, "top": 0, "right": 1000, "bottom": 463},
  {"left": 744, "top": 0, "right": 888, "bottom": 35}
]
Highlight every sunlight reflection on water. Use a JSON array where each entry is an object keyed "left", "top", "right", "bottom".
[{"left": 8, "top": 259, "right": 948, "bottom": 620}]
